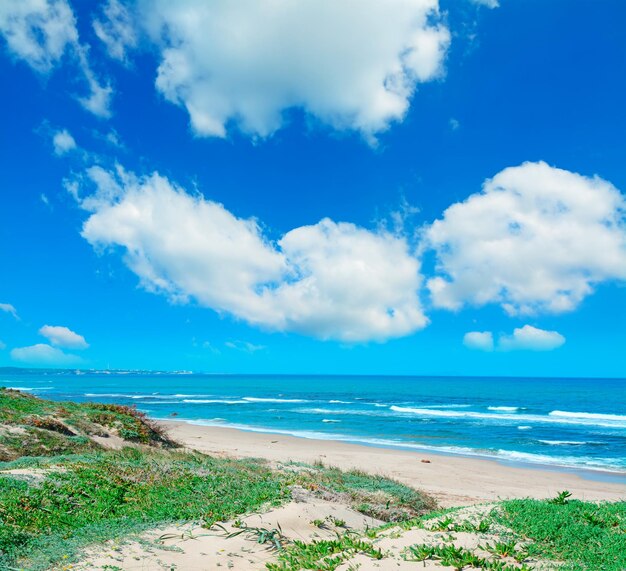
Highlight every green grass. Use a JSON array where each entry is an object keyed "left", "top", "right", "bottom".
[
  {"left": 0, "top": 388, "right": 174, "bottom": 461},
  {"left": 0, "top": 391, "right": 438, "bottom": 571},
  {"left": 0, "top": 447, "right": 288, "bottom": 570},
  {"left": 494, "top": 496, "right": 626, "bottom": 571},
  {"left": 291, "top": 463, "right": 436, "bottom": 521},
  {"left": 266, "top": 532, "right": 383, "bottom": 571}
]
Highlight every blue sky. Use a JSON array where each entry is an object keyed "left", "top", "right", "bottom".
[{"left": 0, "top": 0, "right": 625, "bottom": 376}]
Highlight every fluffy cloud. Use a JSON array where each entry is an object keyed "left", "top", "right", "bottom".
[
  {"left": 0, "top": 0, "right": 112, "bottom": 116},
  {"left": 52, "top": 129, "right": 76, "bottom": 155},
  {"left": 137, "top": 0, "right": 449, "bottom": 140},
  {"left": 426, "top": 162, "right": 626, "bottom": 315},
  {"left": 463, "top": 331, "right": 493, "bottom": 351},
  {"left": 0, "top": 303, "right": 18, "bottom": 319},
  {"left": 69, "top": 166, "right": 428, "bottom": 342},
  {"left": 464, "top": 325, "right": 565, "bottom": 352},
  {"left": 10, "top": 343, "right": 81, "bottom": 365},
  {"left": 39, "top": 325, "right": 89, "bottom": 349},
  {"left": 0, "top": 0, "right": 77, "bottom": 72},
  {"left": 93, "top": 0, "right": 137, "bottom": 63},
  {"left": 499, "top": 325, "right": 565, "bottom": 351}
]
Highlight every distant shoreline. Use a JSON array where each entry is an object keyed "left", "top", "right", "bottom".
[{"left": 161, "top": 420, "right": 626, "bottom": 507}]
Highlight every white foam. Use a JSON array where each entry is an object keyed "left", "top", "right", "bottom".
[
  {"left": 182, "top": 399, "right": 249, "bottom": 404},
  {"left": 389, "top": 406, "right": 626, "bottom": 429},
  {"left": 517, "top": 426, "right": 532, "bottom": 430},
  {"left": 549, "top": 410, "right": 626, "bottom": 422},
  {"left": 242, "top": 397, "right": 308, "bottom": 403},
  {"left": 488, "top": 406, "right": 520, "bottom": 412},
  {"left": 322, "top": 419, "right": 341, "bottom": 423},
  {"left": 538, "top": 440, "right": 588, "bottom": 446},
  {"left": 6, "top": 387, "right": 34, "bottom": 391}
]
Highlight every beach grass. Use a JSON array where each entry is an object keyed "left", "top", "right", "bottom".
[
  {"left": 0, "top": 389, "right": 437, "bottom": 570},
  {"left": 495, "top": 496, "right": 626, "bottom": 571}
]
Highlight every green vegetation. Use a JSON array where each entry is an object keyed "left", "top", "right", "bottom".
[
  {"left": 405, "top": 543, "right": 530, "bottom": 570},
  {"left": 0, "top": 448, "right": 287, "bottom": 570},
  {"left": 291, "top": 463, "right": 436, "bottom": 521},
  {"left": 0, "top": 389, "right": 436, "bottom": 571},
  {"left": 495, "top": 495, "right": 626, "bottom": 571},
  {"left": 0, "top": 388, "right": 174, "bottom": 460},
  {"left": 266, "top": 532, "right": 383, "bottom": 571},
  {"left": 2, "top": 390, "right": 623, "bottom": 571}
]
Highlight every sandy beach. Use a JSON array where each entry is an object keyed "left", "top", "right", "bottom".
[{"left": 162, "top": 420, "right": 626, "bottom": 507}]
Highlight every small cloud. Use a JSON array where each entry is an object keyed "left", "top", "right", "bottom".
[
  {"left": 39, "top": 325, "right": 89, "bottom": 349},
  {"left": 470, "top": 0, "right": 499, "bottom": 8},
  {"left": 93, "top": 0, "right": 138, "bottom": 63},
  {"left": 224, "top": 340, "right": 266, "bottom": 353},
  {"left": 11, "top": 344, "right": 81, "bottom": 366},
  {"left": 52, "top": 129, "right": 77, "bottom": 155},
  {"left": 449, "top": 117, "right": 460, "bottom": 131},
  {"left": 0, "top": 340, "right": 6, "bottom": 350},
  {"left": 463, "top": 331, "right": 494, "bottom": 351},
  {"left": 41, "top": 193, "right": 50, "bottom": 206},
  {"left": 0, "top": 303, "right": 18, "bottom": 319},
  {"left": 202, "top": 341, "right": 221, "bottom": 355},
  {"left": 499, "top": 325, "right": 565, "bottom": 351}
]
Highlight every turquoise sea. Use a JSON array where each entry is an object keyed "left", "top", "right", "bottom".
[{"left": 2, "top": 369, "right": 625, "bottom": 477}]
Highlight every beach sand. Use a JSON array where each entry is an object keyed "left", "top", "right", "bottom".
[
  {"left": 162, "top": 420, "right": 625, "bottom": 507},
  {"left": 75, "top": 421, "right": 625, "bottom": 570}
]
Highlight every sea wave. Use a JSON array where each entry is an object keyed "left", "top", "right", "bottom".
[
  {"left": 182, "top": 399, "right": 249, "bottom": 404},
  {"left": 538, "top": 440, "right": 590, "bottom": 446},
  {"left": 322, "top": 419, "right": 341, "bottom": 423},
  {"left": 487, "top": 406, "right": 520, "bottom": 412},
  {"left": 549, "top": 410, "right": 626, "bottom": 422},
  {"left": 169, "top": 418, "right": 626, "bottom": 473},
  {"left": 242, "top": 397, "right": 309, "bottom": 403},
  {"left": 390, "top": 405, "right": 626, "bottom": 429}
]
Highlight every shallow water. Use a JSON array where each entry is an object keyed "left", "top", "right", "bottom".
[{"left": 2, "top": 369, "right": 625, "bottom": 473}]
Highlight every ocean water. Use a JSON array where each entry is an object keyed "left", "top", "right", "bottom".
[{"left": 2, "top": 369, "right": 625, "bottom": 476}]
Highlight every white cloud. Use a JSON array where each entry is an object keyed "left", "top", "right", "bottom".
[
  {"left": 69, "top": 165, "right": 428, "bottom": 342},
  {"left": 225, "top": 340, "right": 266, "bottom": 353},
  {"left": 499, "top": 325, "right": 565, "bottom": 351},
  {"left": 463, "top": 331, "right": 493, "bottom": 351},
  {"left": 138, "top": 0, "right": 449, "bottom": 140},
  {"left": 0, "top": 303, "right": 18, "bottom": 319},
  {"left": 10, "top": 343, "right": 81, "bottom": 365},
  {"left": 52, "top": 129, "right": 76, "bottom": 155},
  {"left": 425, "top": 162, "right": 626, "bottom": 315},
  {"left": 0, "top": 340, "right": 6, "bottom": 350},
  {"left": 0, "top": 0, "right": 112, "bottom": 117},
  {"left": 93, "top": 0, "right": 137, "bottom": 63},
  {"left": 0, "top": 0, "right": 77, "bottom": 73},
  {"left": 470, "top": 0, "right": 499, "bottom": 8},
  {"left": 39, "top": 325, "right": 89, "bottom": 349}
]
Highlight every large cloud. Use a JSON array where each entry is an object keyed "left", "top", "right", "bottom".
[
  {"left": 0, "top": 0, "right": 112, "bottom": 116},
  {"left": 70, "top": 166, "right": 427, "bottom": 342},
  {"left": 133, "top": 0, "right": 449, "bottom": 140},
  {"left": 39, "top": 325, "right": 89, "bottom": 349},
  {"left": 499, "top": 325, "right": 565, "bottom": 351},
  {"left": 426, "top": 162, "right": 626, "bottom": 315},
  {"left": 10, "top": 343, "right": 81, "bottom": 365}
]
